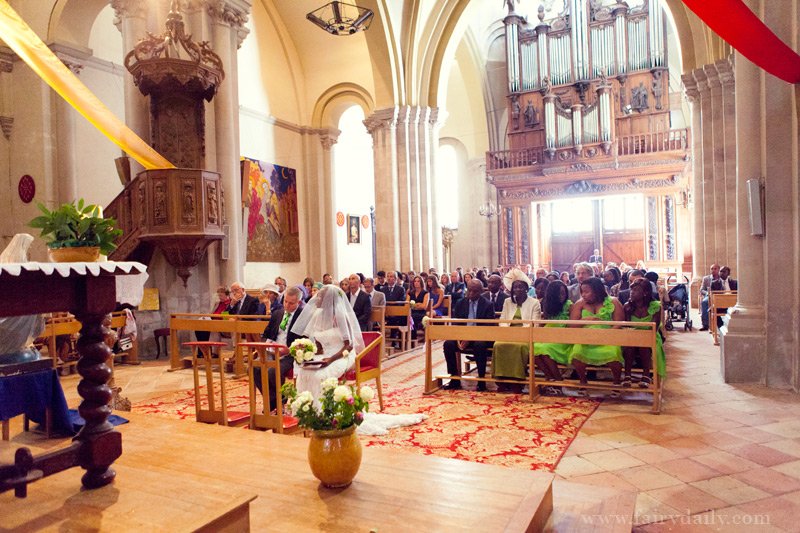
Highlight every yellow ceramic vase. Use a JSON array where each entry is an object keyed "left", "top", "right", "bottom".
[
  {"left": 307, "top": 425, "right": 362, "bottom": 488},
  {"left": 48, "top": 246, "right": 100, "bottom": 263}
]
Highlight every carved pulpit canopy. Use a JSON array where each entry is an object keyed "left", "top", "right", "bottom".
[{"left": 124, "top": 1, "right": 224, "bottom": 101}]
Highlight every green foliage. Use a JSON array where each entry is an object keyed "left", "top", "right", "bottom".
[
  {"left": 281, "top": 380, "right": 372, "bottom": 431},
  {"left": 28, "top": 199, "right": 123, "bottom": 255}
]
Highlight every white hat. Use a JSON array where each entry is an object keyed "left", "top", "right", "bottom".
[
  {"left": 503, "top": 268, "right": 532, "bottom": 291},
  {"left": 261, "top": 283, "right": 280, "bottom": 295}
]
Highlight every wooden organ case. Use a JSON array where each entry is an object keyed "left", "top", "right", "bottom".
[{"left": 488, "top": 0, "right": 690, "bottom": 271}]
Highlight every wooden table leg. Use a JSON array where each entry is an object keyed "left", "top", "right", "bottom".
[{"left": 74, "top": 311, "right": 122, "bottom": 489}]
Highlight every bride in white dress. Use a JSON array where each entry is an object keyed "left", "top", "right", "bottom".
[{"left": 290, "top": 285, "right": 426, "bottom": 435}]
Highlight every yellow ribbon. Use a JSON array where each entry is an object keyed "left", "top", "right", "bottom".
[{"left": 0, "top": 1, "right": 174, "bottom": 170}]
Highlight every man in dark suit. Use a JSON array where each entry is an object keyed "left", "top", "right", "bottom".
[
  {"left": 447, "top": 270, "right": 466, "bottom": 307},
  {"left": 486, "top": 274, "right": 508, "bottom": 313},
  {"left": 589, "top": 248, "right": 603, "bottom": 264},
  {"left": 256, "top": 286, "right": 305, "bottom": 411},
  {"left": 227, "top": 281, "right": 260, "bottom": 315},
  {"left": 443, "top": 280, "right": 496, "bottom": 391},
  {"left": 710, "top": 265, "right": 738, "bottom": 329},
  {"left": 381, "top": 270, "right": 406, "bottom": 302},
  {"left": 348, "top": 273, "right": 372, "bottom": 332}
]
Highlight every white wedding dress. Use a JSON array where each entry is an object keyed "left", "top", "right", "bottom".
[{"left": 293, "top": 327, "right": 428, "bottom": 436}]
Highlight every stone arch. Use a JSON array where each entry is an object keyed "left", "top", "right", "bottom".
[
  {"left": 48, "top": 0, "right": 111, "bottom": 45},
  {"left": 311, "top": 83, "right": 375, "bottom": 129}
]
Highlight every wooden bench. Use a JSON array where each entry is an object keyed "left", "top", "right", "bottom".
[
  {"left": 424, "top": 318, "right": 663, "bottom": 413},
  {"left": 384, "top": 302, "right": 412, "bottom": 354},
  {"left": 169, "top": 313, "right": 271, "bottom": 377},
  {"left": 710, "top": 290, "right": 738, "bottom": 345}
]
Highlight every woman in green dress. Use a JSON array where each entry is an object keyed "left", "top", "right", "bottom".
[
  {"left": 623, "top": 278, "right": 665, "bottom": 387},
  {"left": 569, "top": 277, "right": 625, "bottom": 386},
  {"left": 534, "top": 280, "right": 573, "bottom": 382},
  {"left": 492, "top": 269, "right": 541, "bottom": 391}
]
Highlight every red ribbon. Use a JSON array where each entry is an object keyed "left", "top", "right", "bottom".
[{"left": 682, "top": 0, "right": 800, "bottom": 84}]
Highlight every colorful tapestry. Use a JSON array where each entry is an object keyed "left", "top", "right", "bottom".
[{"left": 242, "top": 158, "right": 300, "bottom": 262}]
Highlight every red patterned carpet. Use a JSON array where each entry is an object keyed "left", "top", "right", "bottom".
[{"left": 133, "top": 345, "right": 599, "bottom": 471}]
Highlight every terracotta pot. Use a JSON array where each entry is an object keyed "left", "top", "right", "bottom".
[
  {"left": 48, "top": 246, "right": 101, "bottom": 263},
  {"left": 307, "top": 424, "right": 362, "bottom": 488}
]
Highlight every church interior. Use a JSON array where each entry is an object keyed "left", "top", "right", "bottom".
[{"left": 1, "top": 0, "right": 800, "bottom": 530}]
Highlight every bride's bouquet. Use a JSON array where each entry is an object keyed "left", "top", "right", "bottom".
[
  {"left": 281, "top": 378, "right": 374, "bottom": 431},
  {"left": 289, "top": 338, "right": 316, "bottom": 364}
]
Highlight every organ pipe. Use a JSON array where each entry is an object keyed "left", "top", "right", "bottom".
[
  {"left": 649, "top": 1, "right": 665, "bottom": 67},
  {"left": 613, "top": 4, "right": 628, "bottom": 74},
  {"left": 544, "top": 95, "right": 556, "bottom": 151},
  {"left": 506, "top": 19, "right": 520, "bottom": 92},
  {"left": 536, "top": 25, "right": 548, "bottom": 87},
  {"left": 571, "top": 104, "right": 583, "bottom": 149}
]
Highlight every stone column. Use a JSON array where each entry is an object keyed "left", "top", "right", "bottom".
[
  {"left": 319, "top": 129, "right": 339, "bottom": 276},
  {"left": 681, "top": 74, "right": 705, "bottom": 283},
  {"left": 50, "top": 44, "right": 87, "bottom": 204},
  {"left": 111, "top": 0, "right": 150, "bottom": 176},
  {"left": 692, "top": 68, "right": 716, "bottom": 267},
  {"left": 704, "top": 64, "right": 727, "bottom": 266},
  {"left": 719, "top": 26, "right": 766, "bottom": 383},
  {"left": 366, "top": 106, "right": 440, "bottom": 272},
  {"left": 207, "top": 0, "right": 250, "bottom": 284},
  {"left": 716, "top": 57, "right": 737, "bottom": 274}
]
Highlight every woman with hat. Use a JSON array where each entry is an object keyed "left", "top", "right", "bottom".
[{"left": 491, "top": 269, "right": 541, "bottom": 391}]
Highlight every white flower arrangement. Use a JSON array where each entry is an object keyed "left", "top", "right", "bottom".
[
  {"left": 321, "top": 376, "right": 339, "bottom": 392},
  {"left": 359, "top": 385, "right": 375, "bottom": 401},
  {"left": 333, "top": 385, "right": 353, "bottom": 402},
  {"left": 421, "top": 316, "right": 431, "bottom": 328},
  {"left": 409, "top": 300, "right": 416, "bottom": 305},
  {"left": 289, "top": 338, "right": 317, "bottom": 364}
]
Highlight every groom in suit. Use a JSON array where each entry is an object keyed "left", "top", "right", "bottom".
[
  {"left": 442, "top": 280, "right": 496, "bottom": 391},
  {"left": 256, "top": 286, "right": 305, "bottom": 411}
]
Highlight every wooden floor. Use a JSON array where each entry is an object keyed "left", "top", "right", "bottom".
[{"left": 1, "top": 412, "right": 554, "bottom": 532}]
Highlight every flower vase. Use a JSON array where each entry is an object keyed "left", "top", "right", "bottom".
[{"left": 307, "top": 425, "right": 362, "bottom": 488}]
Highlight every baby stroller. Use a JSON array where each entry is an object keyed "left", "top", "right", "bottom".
[{"left": 665, "top": 276, "right": 693, "bottom": 331}]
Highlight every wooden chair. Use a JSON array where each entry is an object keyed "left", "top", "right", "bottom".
[
  {"left": 153, "top": 328, "right": 170, "bottom": 359},
  {"left": 441, "top": 295, "right": 452, "bottom": 317},
  {"left": 384, "top": 302, "right": 412, "bottom": 354},
  {"left": 344, "top": 332, "right": 384, "bottom": 411},
  {"left": 184, "top": 341, "right": 249, "bottom": 427},
  {"left": 710, "top": 290, "right": 738, "bottom": 345},
  {"left": 239, "top": 342, "right": 299, "bottom": 434}
]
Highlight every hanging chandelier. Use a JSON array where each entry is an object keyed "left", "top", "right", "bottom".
[{"left": 306, "top": 1, "right": 374, "bottom": 36}]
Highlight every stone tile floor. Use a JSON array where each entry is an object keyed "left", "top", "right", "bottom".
[{"left": 52, "top": 313, "right": 800, "bottom": 531}]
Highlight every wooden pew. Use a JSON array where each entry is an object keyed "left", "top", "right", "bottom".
[
  {"left": 370, "top": 306, "right": 386, "bottom": 359},
  {"left": 169, "top": 313, "right": 271, "bottom": 377},
  {"left": 424, "top": 318, "right": 663, "bottom": 413},
  {"left": 384, "top": 302, "right": 412, "bottom": 354},
  {"left": 710, "top": 290, "right": 738, "bottom": 345}
]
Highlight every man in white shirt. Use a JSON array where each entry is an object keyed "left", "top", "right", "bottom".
[
  {"left": 257, "top": 286, "right": 304, "bottom": 411},
  {"left": 568, "top": 263, "right": 595, "bottom": 303}
]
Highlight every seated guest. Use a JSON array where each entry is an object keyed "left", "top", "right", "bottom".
[
  {"left": 256, "top": 284, "right": 281, "bottom": 315},
  {"left": 568, "top": 277, "right": 625, "bottom": 390},
  {"left": 440, "top": 273, "right": 450, "bottom": 292},
  {"left": 534, "top": 280, "right": 573, "bottom": 382},
  {"left": 363, "top": 277, "right": 385, "bottom": 307},
  {"left": 611, "top": 270, "right": 629, "bottom": 298},
  {"left": 616, "top": 269, "right": 657, "bottom": 304},
  {"left": 447, "top": 270, "right": 466, "bottom": 305},
  {"left": 255, "top": 286, "right": 305, "bottom": 411},
  {"left": 381, "top": 270, "right": 406, "bottom": 302},
  {"left": 532, "top": 277, "right": 549, "bottom": 301},
  {"left": 568, "top": 263, "right": 595, "bottom": 303},
  {"left": 311, "top": 282, "right": 323, "bottom": 298},
  {"left": 227, "top": 282, "right": 260, "bottom": 315},
  {"left": 492, "top": 269, "right": 541, "bottom": 391},
  {"left": 322, "top": 273, "right": 333, "bottom": 285},
  {"left": 710, "top": 265, "right": 738, "bottom": 327},
  {"left": 603, "top": 267, "right": 621, "bottom": 294},
  {"left": 195, "top": 285, "right": 232, "bottom": 346},
  {"left": 339, "top": 278, "right": 350, "bottom": 292},
  {"left": 645, "top": 271, "right": 667, "bottom": 306},
  {"left": 559, "top": 271, "right": 571, "bottom": 285},
  {"left": 408, "top": 275, "right": 429, "bottom": 339},
  {"left": 535, "top": 267, "right": 548, "bottom": 279},
  {"left": 404, "top": 271, "right": 415, "bottom": 291},
  {"left": 475, "top": 269, "right": 489, "bottom": 288},
  {"left": 486, "top": 274, "right": 508, "bottom": 313},
  {"left": 426, "top": 276, "right": 446, "bottom": 316},
  {"left": 302, "top": 277, "right": 315, "bottom": 302},
  {"left": 546, "top": 271, "right": 559, "bottom": 282},
  {"left": 623, "top": 278, "right": 665, "bottom": 388},
  {"left": 347, "top": 273, "right": 372, "bottom": 332},
  {"left": 442, "top": 280, "right": 495, "bottom": 390},
  {"left": 274, "top": 276, "right": 287, "bottom": 305},
  {"left": 375, "top": 271, "right": 387, "bottom": 292},
  {"left": 463, "top": 271, "right": 475, "bottom": 285}
]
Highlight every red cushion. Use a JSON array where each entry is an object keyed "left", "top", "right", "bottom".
[
  {"left": 344, "top": 369, "right": 356, "bottom": 381},
  {"left": 282, "top": 415, "right": 299, "bottom": 429}
]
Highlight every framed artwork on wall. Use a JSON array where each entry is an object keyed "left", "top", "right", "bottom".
[
  {"left": 241, "top": 157, "right": 300, "bottom": 262},
  {"left": 348, "top": 214, "right": 360, "bottom": 244}
]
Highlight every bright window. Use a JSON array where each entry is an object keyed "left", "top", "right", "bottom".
[
  {"left": 551, "top": 198, "right": 593, "bottom": 233},
  {"left": 602, "top": 195, "right": 644, "bottom": 231},
  {"left": 436, "top": 144, "right": 459, "bottom": 228}
]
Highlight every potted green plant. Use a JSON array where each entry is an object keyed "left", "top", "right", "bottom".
[{"left": 28, "top": 199, "right": 123, "bottom": 262}]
